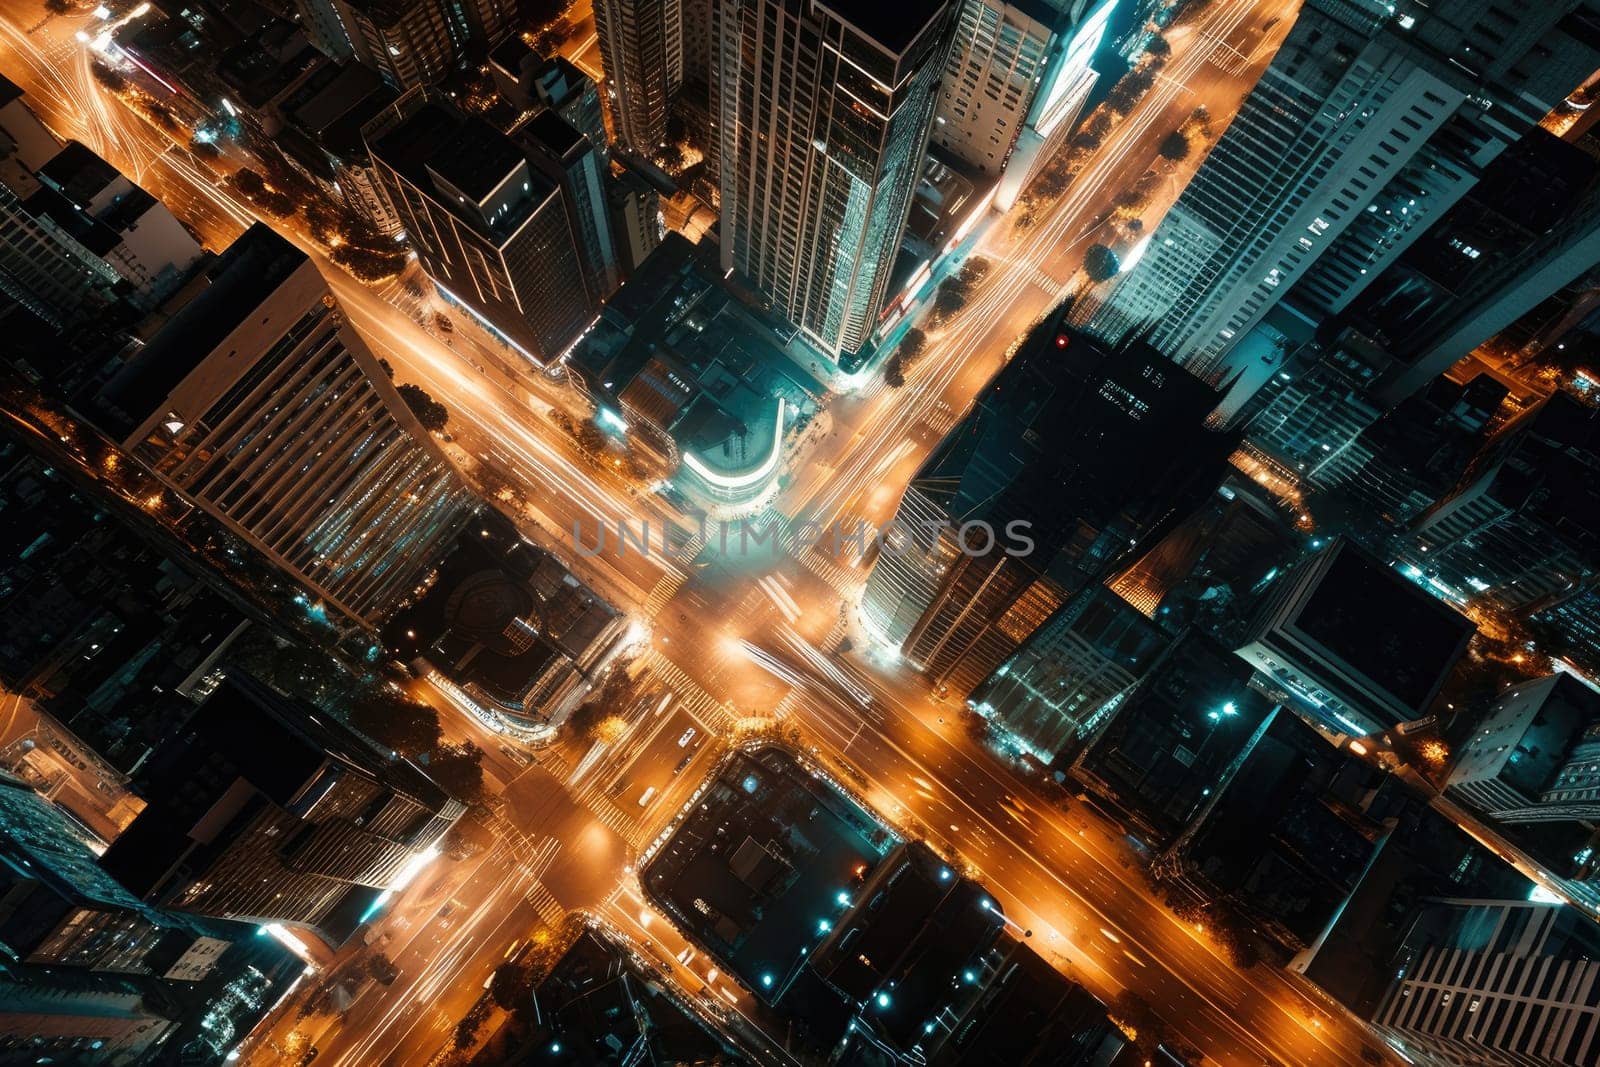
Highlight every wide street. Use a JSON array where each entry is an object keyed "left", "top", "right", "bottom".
[{"left": 0, "top": 0, "right": 1392, "bottom": 1063}]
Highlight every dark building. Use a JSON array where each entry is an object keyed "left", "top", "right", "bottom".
[
  {"left": 862, "top": 309, "right": 1237, "bottom": 698},
  {"left": 383, "top": 520, "right": 629, "bottom": 741},
  {"left": 565, "top": 231, "right": 816, "bottom": 507},
  {"left": 365, "top": 89, "right": 597, "bottom": 372},
  {"left": 0, "top": 441, "right": 250, "bottom": 774},
  {"left": 1407, "top": 393, "right": 1600, "bottom": 618},
  {"left": 517, "top": 108, "right": 621, "bottom": 307},
  {"left": 295, "top": 0, "right": 517, "bottom": 91},
  {"left": 1373, "top": 899, "right": 1600, "bottom": 1066},
  {"left": 1448, "top": 673, "right": 1600, "bottom": 824},
  {"left": 1235, "top": 539, "right": 1475, "bottom": 736},
  {"left": 1071, "top": 631, "right": 1275, "bottom": 842},
  {"left": 0, "top": 771, "right": 299, "bottom": 1066},
  {"left": 970, "top": 586, "right": 1170, "bottom": 764},
  {"left": 1159, "top": 706, "right": 1389, "bottom": 952},
  {"left": 101, "top": 674, "right": 464, "bottom": 944},
  {"left": 525, "top": 925, "right": 746, "bottom": 1064}
]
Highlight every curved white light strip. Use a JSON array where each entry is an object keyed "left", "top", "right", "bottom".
[{"left": 681, "top": 397, "right": 787, "bottom": 491}]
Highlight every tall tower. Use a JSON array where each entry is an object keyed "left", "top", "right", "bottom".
[
  {"left": 594, "top": 0, "right": 684, "bottom": 154},
  {"left": 90, "top": 224, "right": 474, "bottom": 624},
  {"left": 365, "top": 89, "right": 599, "bottom": 369},
  {"left": 297, "top": 0, "right": 520, "bottom": 91},
  {"left": 860, "top": 308, "right": 1236, "bottom": 697},
  {"left": 715, "top": 0, "right": 959, "bottom": 365},
  {"left": 1088, "top": 0, "right": 1600, "bottom": 383}
]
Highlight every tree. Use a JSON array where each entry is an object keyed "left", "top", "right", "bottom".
[
  {"left": 882, "top": 354, "right": 906, "bottom": 388},
  {"left": 488, "top": 962, "right": 532, "bottom": 1011},
  {"left": 1146, "top": 33, "right": 1171, "bottom": 57},
  {"left": 332, "top": 244, "right": 405, "bottom": 282},
  {"left": 44, "top": 0, "right": 74, "bottom": 14},
  {"left": 397, "top": 383, "right": 449, "bottom": 432},
  {"left": 378, "top": 358, "right": 395, "bottom": 378},
  {"left": 90, "top": 62, "right": 127, "bottom": 93},
  {"left": 1158, "top": 130, "right": 1190, "bottom": 161},
  {"left": 1083, "top": 243, "right": 1120, "bottom": 283},
  {"left": 348, "top": 691, "right": 443, "bottom": 758},
  {"left": 364, "top": 953, "right": 400, "bottom": 985},
  {"left": 427, "top": 741, "right": 487, "bottom": 804}
]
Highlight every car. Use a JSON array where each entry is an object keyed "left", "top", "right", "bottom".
[
  {"left": 638, "top": 786, "right": 658, "bottom": 806},
  {"left": 672, "top": 753, "right": 694, "bottom": 775},
  {"left": 677, "top": 727, "right": 697, "bottom": 748}
]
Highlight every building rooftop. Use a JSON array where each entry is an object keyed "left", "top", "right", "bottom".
[
  {"left": 94, "top": 225, "right": 306, "bottom": 437},
  {"left": 1295, "top": 542, "right": 1474, "bottom": 715},
  {"left": 819, "top": 0, "right": 951, "bottom": 57}
]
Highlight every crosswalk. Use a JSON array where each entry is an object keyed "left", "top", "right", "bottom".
[
  {"left": 636, "top": 649, "right": 737, "bottom": 734},
  {"left": 642, "top": 571, "right": 688, "bottom": 617},
  {"left": 1203, "top": 34, "right": 1251, "bottom": 75},
  {"left": 521, "top": 880, "right": 566, "bottom": 928}
]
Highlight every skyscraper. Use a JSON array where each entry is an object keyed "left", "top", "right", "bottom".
[
  {"left": 1088, "top": 1, "right": 1600, "bottom": 384},
  {"left": 100, "top": 674, "right": 465, "bottom": 943},
  {"left": 968, "top": 586, "right": 1169, "bottom": 762},
  {"left": 90, "top": 224, "right": 474, "bottom": 624},
  {"left": 1234, "top": 539, "right": 1474, "bottom": 736},
  {"left": 934, "top": 0, "right": 1114, "bottom": 210},
  {"left": 518, "top": 108, "right": 621, "bottom": 307},
  {"left": 1373, "top": 898, "right": 1600, "bottom": 1066},
  {"left": 861, "top": 308, "right": 1236, "bottom": 697},
  {"left": 365, "top": 89, "right": 598, "bottom": 370},
  {"left": 1407, "top": 393, "right": 1600, "bottom": 616},
  {"left": 1448, "top": 673, "right": 1600, "bottom": 824},
  {"left": 594, "top": 0, "right": 683, "bottom": 154},
  {"left": 715, "top": 0, "right": 959, "bottom": 364},
  {"left": 296, "top": 0, "right": 518, "bottom": 91}
]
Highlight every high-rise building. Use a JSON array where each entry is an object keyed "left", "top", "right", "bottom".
[
  {"left": 1448, "top": 673, "right": 1600, "bottom": 824},
  {"left": 366, "top": 89, "right": 599, "bottom": 369},
  {"left": 518, "top": 108, "right": 621, "bottom": 306},
  {"left": 2, "top": 90, "right": 201, "bottom": 330},
  {"left": 296, "top": 0, "right": 517, "bottom": 91},
  {"left": 90, "top": 224, "right": 474, "bottom": 624},
  {"left": 607, "top": 164, "right": 663, "bottom": 275},
  {"left": 968, "top": 586, "right": 1169, "bottom": 763},
  {"left": 532, "top": 55, "right": 611, "bottom": 162},
  {"left": 101, "top": 674, "right": 465, "bottom": 943},
  {"left": 594, "top": 0, "right": 683, "bottom": 154},
  {"left": 1234, "top": 539, "right": 1474, "bottom": 736},
  {"left": 1373, "top": 899, "right": 1600, "bottom": 1067},
  {"left": 1406, "top": 393, "right": 1600, "bottom": 616},
  {"left": 934, "top": 0, "right": 1114, "bottom": 210},
  {"left": 715, "top": 0, "right": 959, "bottom": 364},
  {"left": 1088, "top": 1, "right": 1600, "bottom": 384},
  {"left": 1071, "top": 633, "right": 1276, "bottom": 843},
  {"left": 861, "top": 310, "right": 1236, "bottom": 697}
]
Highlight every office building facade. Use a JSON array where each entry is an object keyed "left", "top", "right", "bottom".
[
  {"left": 366, "top": 89, "right": 597, "bottom": 368},
  {"left": 1448, "top": 674, "right": 1600, "bottom": 825},
  {"left": 861, "top": 311, "right": 1235, "bottom": 697},
  {"left": 297, "top": 0, "right": 517, "bottom": 91},
  {"left": 715, "top": 0, "right": 959, "bottom": 363},
  {"left": 1088, "top": 0, "right": 1600, "bottom": 385},
  {"left": 1374, "top": 899, "right": 1600, "bottom": 1067},
  {"left": 92, "top": 224, "right": 474, "bottom": 624},
  {"left": 935, "top": 0, "right": 1114, "bottom": 210},
  {"left": 595, "top": 0, "right": 683, "bottom": 154},
  {"left": 969, "top": 586, "right": 1169, "bottom": 762},
  {"left": 518, "top": 108, "right": 621, "bottom": 306},
  {"left": 101, "top": 674, "right": 465, "bottom": 943}
]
